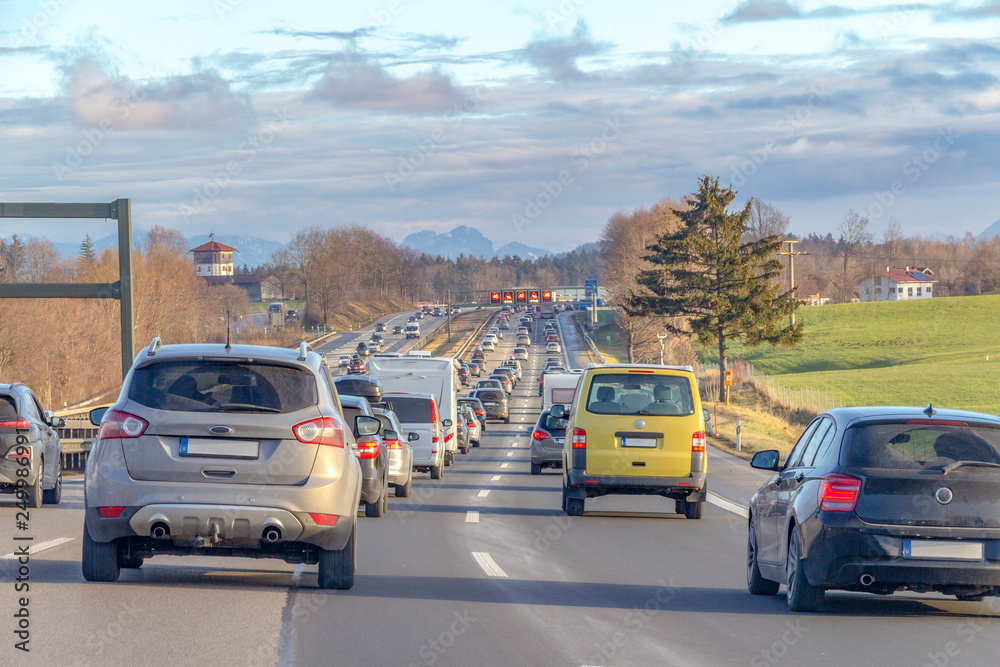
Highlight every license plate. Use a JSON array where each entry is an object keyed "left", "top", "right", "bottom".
[
  {"left": 179, "top": 438, "right": 259, "bottom": 459},
  {"left": 903, "top": 540, "right": 983, "bottom": 561},
  {"left": 621, "top": 437, "right": 657, "bottom": 448},
  {"left": 485, "top": 402, "right": 497, "bottom": 406},
  {"left": 555, "top": 438, "right": 564, "bottom": 445}
]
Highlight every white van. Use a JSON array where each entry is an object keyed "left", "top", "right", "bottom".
[
  {"left": 405, "top": 322, "right": 421, "bottom": 339},
  {"left": 367, "top": 356, "right": 460, "bottom": 466},
  {"left": 543, "top": 370, "right": 584, "bottom": 411}
]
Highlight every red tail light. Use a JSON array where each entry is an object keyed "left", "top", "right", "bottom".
[
  {"left": 533, "top": 429, "right": 550, "bottom": 442},
  {"left": 309, "top": 513, "right": 338, "bottom": 526},
  {"left": 98, "top": 506, "right": 125, "bottom": 518},
  {"left": 572, "top": 427, "right": 586, "bottom": 449},
  {"left": 818, "top": 474, "right": 862, "bottom": 511},
  {"left": 97, "top": 410, "right": 148, "bottom": 440},
  {"left": 357, "top": 441, "right": 381, "bottom": 459},
  {"left": 384, "top": 439, "right": 402, "bottom": 450},
  {"left": 692, "top": 431, "right": 706, "bottom": 452},
  {"left": 0, "top": 419, "right": 31, "bottom": 429},
  {"left": 293, "top": 417, "right": 345, "bottom": 448}
]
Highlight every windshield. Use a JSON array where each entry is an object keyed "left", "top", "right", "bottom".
[{"left": 585, "top": 373, "right": 694, "bottom": 416}]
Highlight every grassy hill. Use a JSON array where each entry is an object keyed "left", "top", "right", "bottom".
[{"left": 697, "top": 294, "right": 1000, "bottom": 413}]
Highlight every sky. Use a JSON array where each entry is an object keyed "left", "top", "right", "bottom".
[{"left": 2, "top": 0, "right": 1000, "bottom": 253}]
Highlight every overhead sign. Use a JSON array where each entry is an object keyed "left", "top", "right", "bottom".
[
  {"left": 585, "top": 279, "right": 598, "bottom": 288},
  {"left": 503, "top": 291, "right": 514, "bottom": 304},
  {"left": 490, "top": 291, "right": 501, "bottom": 304},
  {"left": 528, "top": 290, "right": 539, "bottom": 303},
  {"left": 516, "top": 290, "right": 527, "bottom": 303},
  {"left": 541, "top": 290, "right": 553, "bottom": 302}
]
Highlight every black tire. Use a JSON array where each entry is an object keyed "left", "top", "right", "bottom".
[
  {"left": 444, "top": 453, "right": 452, "bottom": 467},
  {"left": 530, "top": 463, "right": 541, "bottom": 475},
  {"left": 561, "top": 486, "right": 568, "bottom": 513},
  {"left": 684, "top": 500, "right": 704, "bottom": 520},
  {"left": 318, "top": 520, "right": 355, "bottom": 590},
  {"left": 565, "top": 495, "right": 585, "bottom": 516},
  {"left": 956, "top": 592, "right": 989, "bottom": 602},
  {"left": 119, "top": 555, "right": 144, "bottom": 569},
  {"left": 395, "top": 475, "right": 412, "bottom": 498},
  {"left": 430, "top": 463, "right": 443, "bottom": 480},
  {"left": 747, "top": 521, "right": 780, "bottom": 595},
  {"left": 26, "top": 463, "right": 43, "bottom": 509},
  {"left": 674, "top": 499, "right": 686, "bottom": 515},
  {"left": 43, "top": 458, "right": 62, "bottom": 505},
  {"left": 82, "top": 523, "right": 120, "bottom": 582},
  {"left": 365, "top": 481, "right": 386, "bottom": 518},
  {"left": 504, "top": 416, "right": 510, "bottom": 424},
  {"left": 472, "top": 440, "right": 480, "bottom": 448},
  {"left": 786, "top": 529, "right": 824, "bottom": 612}
]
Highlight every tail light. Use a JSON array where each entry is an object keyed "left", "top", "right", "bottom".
[
  {"left": 572, "top": 427, "right": 586, "bottom": 449},
  {"left": 458, "top": 420, "right": 465, "bottom": 427},
  {"left": 431, "top": 399, "right": 440, "bottom": 443},
  {"left": 357, "top": 440, "right": 380, "bottom": 459},
  {"left": 692, "top": 431, "right": 706, "bottom": 452},
  {"left": 818, "top": 474, "right": 862, "bottom": 511},
  {"left": 384, "top": 439, "right": 402, "bottom": 450},
  {"left": 293, "top": 417, "right": 345, "bottom": 448},
  {"left": 4, "top": 446, "right": 31, "bottom": 461},
  {"left": 533, "top": 429, "right": 550, "bottom": 442},
  {"left": 98, "top": 506, "right": 125, "bottom": 518},
  {"left": 309, "top": 513, "right": 338, "bottom": 526},
  {"left": 97, "top": 410, "right": 148, "bottom": 440},
  {"left": 0, "top": 419, "right": 31, "bottom": 430}
]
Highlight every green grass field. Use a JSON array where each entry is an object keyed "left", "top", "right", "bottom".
[{"left": 696, "top": 294, "right": 1000, "bottom": 413}]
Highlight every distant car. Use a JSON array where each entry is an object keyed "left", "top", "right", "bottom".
[
  {"left": 747, "top": 405, "right": 1000, "bottom": 611},
  {"left": 285, "top": 309, "right": 299, "bottom": 321},
  {"left": 458, "top": 397, "right": 487, "bottom": 434},
  {"left": 407, "top": 316, "right": 417, "bottom": 322},
  {"left": 493, "top": 366, "right": 517, "bottom": 388},
  {"left": 467, "top": 360, "right": 483, "bottom": 376},
  {"left": 544, "top": 356, "right": 562, "bottom": 367},
  {"left": 415, "top": 312, "right": 424, "bottom": 320},
  {"left": 1, "top": 382, "right": 64, "bottom": 507},
  {"left": 348, "top": 360, "right": 367, "bottom": 374},
  {"left": 500, "top": 359, "right": 522, "bottom": 381},
  {"left": 512, "top": 347, "right": 528, "bottom": 361},
  {"left": 459, "top": 404, "right": 481, "bottom": 447},
  {"left": 372, "top": 408, "right": 413, "bottom": 498},
  {"left": 355, "top": 342, "right": 370, "bottom": 356},
  {"left": 458, "top": 365, "right": 471, "bottom": 386},
  {"left": 338, "top": 354, "right": 352, "bottom": 367},
  {"left": 546, "top": 334, "right": 561, "bottom": 343},
  {"left": 546, "top": 341, "right": 561, "bottom": 353},
  {"left": 481, "top": 339, "right": 496, "bottom": 352},
  {"left": 340, "top": 395, "right": 390, "bottom": 518},
  {"left": 375, "top": 323, "right": 386, "bottom": 332},
  {"left": 393, "top": 325, "right": 403, "bottom": 335},
  {"left": 530, "top": 405, "right": 568, "bottom": 475},
  {"left": 468, "top": 388, "right": 509, "bottom": 423},
  {"left": 488, "top": 373, "right": 513, "bottom": 395},
  {"left": 516, "top": 335, "right": 531, "bottom": 348},
  {"left": 475, "top": 379, "right": 505, "bottom": 394}
]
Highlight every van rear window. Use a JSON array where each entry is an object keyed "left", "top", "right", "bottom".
[
  {"left": 842, "top": 422, "right": 1000, "bottom": 469},
  {"left": 585, "top": 373, "right": 694, "bottom": 416},
  {"left": 386, "top": 397, "right": 434, "bottom": 423},
  {"left": 128, "top": 360, "right": 316, "bottom": 413}
]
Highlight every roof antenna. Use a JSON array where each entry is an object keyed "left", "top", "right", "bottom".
[
  {"left": 924, "top": 403, "right": 936, "bottom": 417},
  {"left": 225, "top": 309, "right": 232, "bottom": 351}
]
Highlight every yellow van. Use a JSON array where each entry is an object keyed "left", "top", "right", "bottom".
[{"left": 561, "top": 364, "right": 707, "bottom": 518}]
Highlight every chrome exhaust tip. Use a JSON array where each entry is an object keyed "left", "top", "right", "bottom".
[
  {"left": 859, "top": 573, "right": 875, "bottom": 587},
  {"left": 262, "top": 527, "right": 281, "bottom": 543},
  {"left": 151, "top": 523, "right": 170, "bottom": 539}
]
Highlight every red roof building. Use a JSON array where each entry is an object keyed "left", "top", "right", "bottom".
[
  {"left": 859, "top": 266, "right": 937, "bottom": 302},
  {"left": 189, "top": 239, "right": 237, "bottom": 277}
]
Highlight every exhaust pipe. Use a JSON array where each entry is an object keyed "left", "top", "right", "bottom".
[
  {"left": 151, "top": 523, "right": 170, "bottom": 539},
  {"left": 859, "top": 573, "right": 875, "bottom": 587},
  {"left": 262, "top": 527, "right": 281, "bottom": 543}
]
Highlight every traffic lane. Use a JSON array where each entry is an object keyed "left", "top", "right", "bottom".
[
  {"left": 313, "top": 309, "right": 418, "bottom": 355},
  {"left": 556, "top": 310, "right": 591, "bottom": 370}
]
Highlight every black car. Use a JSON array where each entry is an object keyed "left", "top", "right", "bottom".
[
  {"left": 393, "top": 325, "right": 403, "bottom": 335},
  {"left": 334, "top": 375, "right": 384, "bottom": 405},
  {"left": 339, "top": 396, "right": 390, "bottom": 518},
  {"left": 529, "top": 405, "right": 568, "bottom": 475},
  {"left": 747, "top": 406, "right": 1000, "bottom": 611},
  {"left": 457, "top": 365, "right": 470, "bottom": 386},
  {"left": 355, "top": 342, "right": 370, "bottom": 356},
  {"left": 375, "top": 323, "right": 386, "bottom": 332},
  {"left": 469, "top": 389, "right": 508, "bottom": 423}
]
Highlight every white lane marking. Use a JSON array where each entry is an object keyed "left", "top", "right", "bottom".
[
  {"left": 1, "top": 537, "right": 75, "bottom": 559},
  {"left": 500, "top": 463, "right": 510, "bottom": 469},
  {"left": 472, "top": 551, "right": 508, "bottom": 578},
  {"left": 491, "top": 475, "right": 502, "bottom": 481},
  {"left": 477, "top": 489, "right": 490, "bottom": 498},
  {"left": 291, "top": 563, "right": 306, "bottom": 581},
  {"left": 707, "top": 492, "right": 749, "bottom": 518},
  {"left": 506, "top": 452, "right": 514, "bottom": 457},
  {"left": 466, "top": 511, "right": 480, "bottom": 523},
  {"left": 510, "top": 443, "right": 518, "bottom": 448}
]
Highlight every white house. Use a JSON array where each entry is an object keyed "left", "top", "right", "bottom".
[
  {"left": 858, "top": 267, "right": 937, "bottom": 302},
  {"left": 189, "top": 239, "right": 237, "bottom": 277}
]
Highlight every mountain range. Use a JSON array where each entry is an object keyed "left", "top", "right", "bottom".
[
  {"left": 400, "top": 225, "right": 557, "bottom": 260},
  {"left": 976, "top": 218, "right": 1000, "bottom": 240}
]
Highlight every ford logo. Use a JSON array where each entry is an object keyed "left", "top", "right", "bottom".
[
  {"left": 209, "top": 425, "right": 233, "bottom": 435},
  {"left": 934, "top": 487, "right": 953, "bottom": 505}
]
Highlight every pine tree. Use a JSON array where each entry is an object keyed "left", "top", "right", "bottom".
[
  {"left": 79, "top": 233, "right": 97, "bottom": 265},
  {"left": 626, "top": 176, "right": 803, "bottom": 401}
]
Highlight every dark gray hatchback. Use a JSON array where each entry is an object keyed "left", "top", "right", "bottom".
[{"left": 747, "top": 405, "right": 1000, "bottom": 611}]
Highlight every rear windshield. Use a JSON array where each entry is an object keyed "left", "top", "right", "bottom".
[
  {"left": 128, "top": 360, "right": 317, "bottom": 413},
  {"left": 335, "top": 378, "right": 382, "bottom": 397},
  {"left": 842, "top": 421, "right": 1000, "bottom": 469},
  {"left": 541, "top": 413, "right": 568, "bottom": 432},
  {"left": 475, "top": 390, "right": 505, "bottom": 402},
  {"left": 551, "top": 388, "right": 576, "bottom": 405},
  {"left": 387, "top": 397, "right": 434, "bottom": 423},
  {"left": 585, "top": 373, "right": 694, "bottom": 416},
  {"left": 0, "top": 395, "right": 18, "bottom": 419}
]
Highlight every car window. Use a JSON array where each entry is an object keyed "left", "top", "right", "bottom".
[
  {"left": 543, "top": 414, "right": 568, "bottom": 431},
  {"left": 0, "top": 395, "right": 18, "bottom": 419},
  {"left": 475, "top": 390, "right": 505, "bottom": 402},
  {"left": 21, "top": 395, "right": 42, "bottom": 421},
  {"left": 805, "top": 419, "right": 838, "bottom": 467},
  {"left": 798, "top": 418, "right": 832, "bottom": 468},
  {"left": 842, "top": 422, "right": 1000, "bottom": 469},
  {"left": 386, "top": 397, "right": 433, "bottom": 423},
  {"left": 128, "top": 360, "right": 317, "bottom": 413},
  {"left": 784, "top": 419, "right": 821, "bottom": 469},
  {"left": 584, "top": 373, "right": 693, "bottom": 416},
  {"left": 318, "top": 366, "right": 343, "bottom": 415}
]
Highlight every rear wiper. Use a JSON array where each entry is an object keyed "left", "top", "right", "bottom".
[
  {"left": 217, "top": 403, "right": 281, "bottom": 413},
  {"left": 942, "top": 460, "right": 1000, "bottom": 475}
]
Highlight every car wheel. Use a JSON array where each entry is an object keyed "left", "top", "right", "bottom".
[
  {"left": 119, "top": 555, "right": 144, "bottom": 569},
  {"left": 318, "top": 519, "right": 356, "bottom": 590},
  {"left": 504, "top": 416, "right": 510, "bottom": 424},
  {"left": 786, "top": 528, "right": 824, "bottom": 612},
  {"left": 365, "top": 483, "right": 386, "bottom": 518},
  {"left": 747, "top": 521, "right": 780, "bottom": 595},
  {"left": 42, "top": 457, "right": 62, "bottom": 505},
  {"left": 565, "top": 495, "right": 585, "bottom": 516},
  {"left": 956, "top": 592, "right": 989, "bottom": 602},
  {"left": 82, "top": 523, "right": 121, "bottom": 582},
  {"left": 472, "top": 439, "right": 480, "bottom": 448},
  {"left": 530, "top": 463, "right": 541, "bottom": 475},
  {"left": 27, "top": 462, "right": 43, "bottom": 509},
  {"left": 395, "top": 475, "right": 412, "bottom": 498},
  {"left": 684, "top": 500, "right": 704, "bottom": 520},
  {"left": 444, "top": 453, "right": 452, "bottom": 467},
  {"left": 430, "top": 463, "right": 443, "bottom": 480}
]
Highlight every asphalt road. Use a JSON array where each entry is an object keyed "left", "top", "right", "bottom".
[{"left": 4, "top": 308, "right": 1000, "bottom": 666}]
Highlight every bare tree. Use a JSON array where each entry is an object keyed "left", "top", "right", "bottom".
[
  {"left": 744, "top": 200, "right": 790, "bottom": 243},
  {"left": 834, "top": 209, "right": 873, "bottom": 302}
]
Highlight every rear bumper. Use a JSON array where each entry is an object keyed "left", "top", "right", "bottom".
[
  {"left": 800, "top": 516, "right": 1000, "bottom": 590},
  {"left": 565, "top": 469, "right": 707, "bottom": 501},
  {"left": 531, "top": 444, "right": 563, "bottom": 466}
]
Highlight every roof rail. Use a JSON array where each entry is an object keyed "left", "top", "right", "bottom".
[
  {"left": 298, "top": 341, "right": 311, "bottom": 361},
  {"left": 147, "top": 337, "right": 162, "bottom": 357}
]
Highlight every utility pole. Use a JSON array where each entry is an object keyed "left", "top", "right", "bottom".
[
  {"left": 656, "top": 333, "right": 669, "bottom": 365},
  {"left": 779, "top": 240, "right": 809, "bottom": 326},
  {"left": 446, "top": 289, "right": 452, "bottom": 343}
]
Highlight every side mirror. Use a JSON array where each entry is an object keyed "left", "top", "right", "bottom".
[
  {"left": 750, "top": 449, "right": 781, "bottom": 471},
  {"left": 383, "top": 429, "right": 398, "bottom": 441},
  {"left": 408, "top": 432, "right": 419, "bottom": 441},
  {"left": 525, "top": 426, "right": 533, "bottom": 433},
  {"left": 51, "top": 417, "right": 65, "bottom": 428},
  {"left": 550, "top": 404, "right": 566, "bottom": 419},
  {"left": 355, "top": 415, "right": 380, "bottom": 437},
  {"left": 90, "top": 407, "right": 109, "bottom": 426},
  {"left": 442, "top": 419, "right": 453, "bottom": 428}
]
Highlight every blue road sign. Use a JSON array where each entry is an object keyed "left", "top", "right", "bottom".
[{"left": 585, "top": 279, "right": 598, "bottom": 288}]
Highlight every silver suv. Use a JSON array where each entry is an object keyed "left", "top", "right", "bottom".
[
  {"left": 1, "top": 382, "right": 64, "bottom": 508},
  {"left": 82, "top": 340, "right": 370, "bottom": 589}
]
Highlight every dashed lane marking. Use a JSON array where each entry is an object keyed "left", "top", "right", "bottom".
[
  {"left": 491, "top": 475, "right": 502, "bottom": 481},
  {"left": 477, "top": 489, "right": 490, "bottom": 498},
  {"left": 1, "top": 537, "right": 75, "bottom": 559},
  {"left": 472, "top": 551, "right": 508, "bottom": 578},
  {"left": 707, "top": 492, "right": 749, "bottom": 518},
  {"left": 500, "top": 463, "right": 510, "bottom": 469},
  {"left": 506, "top": 452, "right": 514, "bottom": 457},
  {"left": 466, "top": 511, "right": 480, "bottom": 523}
]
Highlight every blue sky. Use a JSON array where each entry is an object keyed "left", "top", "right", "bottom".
[{"left": 2, "top": 0, "right": 1000, "bottom": 252}]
